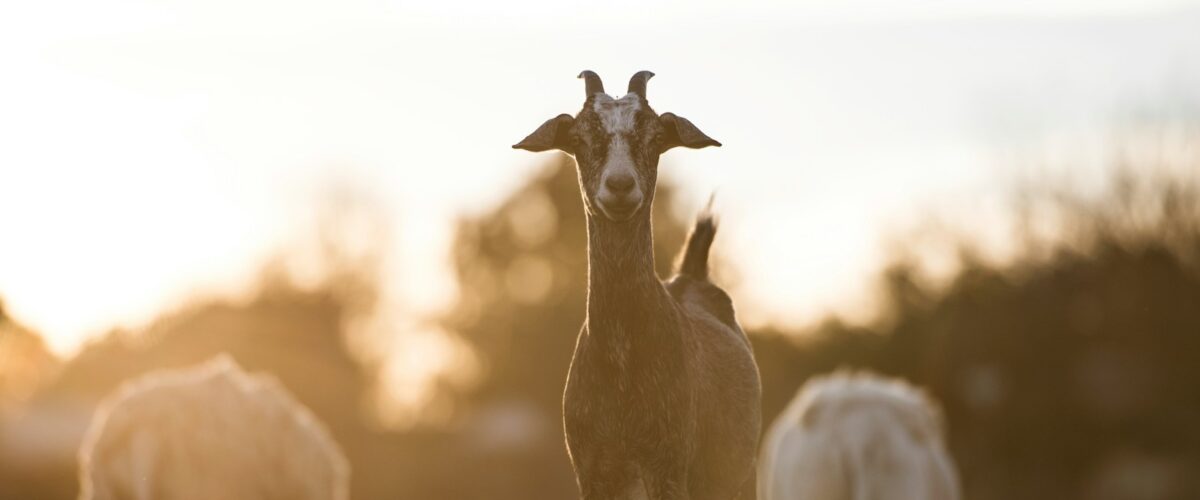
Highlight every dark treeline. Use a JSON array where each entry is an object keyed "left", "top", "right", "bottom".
[{"left": 1, "top": 156, "right": 1198, "bottom": 499}]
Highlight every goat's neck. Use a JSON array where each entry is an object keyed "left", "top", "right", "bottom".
[{"left": 584, "top": 209, "right": 666, "bottom": 333}]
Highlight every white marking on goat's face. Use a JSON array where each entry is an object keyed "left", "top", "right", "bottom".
[
  {"left": 576, "top": 94, "right": 656, "bottom": 222},
  {"left": 593, "top": 94, "right": 641, "bottom": 134}
]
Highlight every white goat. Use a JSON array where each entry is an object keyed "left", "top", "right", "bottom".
[
  {"left": 77, "top": 355, "right": 350, "bottom": 500},
  {"left": 759, "top": 371, "right": 960, "bottom": 500}
]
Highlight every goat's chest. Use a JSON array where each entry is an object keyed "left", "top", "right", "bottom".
[{"left": 563, "top": 330, "right": 694, "bottom": 444}]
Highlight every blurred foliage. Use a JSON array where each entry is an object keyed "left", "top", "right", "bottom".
[
  {"left": 1, "top": 155, "right": 1199, "bottom": 500},
  {"left": 0, "top": 302, "right": 58, "bottom": 413}
]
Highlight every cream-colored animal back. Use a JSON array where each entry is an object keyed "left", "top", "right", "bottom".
[
  {"left": 78, "top": 355, "right": 350, "bottom": 500},
  {"left": 759, "top": 371, "right": 960, "bottom": 500}
]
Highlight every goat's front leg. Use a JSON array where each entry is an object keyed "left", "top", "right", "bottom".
[
  {"left": 643, "top": 452, "right": 691, "bottom": 500},
  {"left": 574, "top": 449, "right": 641, "bottom": 500}
]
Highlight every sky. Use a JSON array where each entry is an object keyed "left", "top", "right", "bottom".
[{"left": 2, "top": 0, "right": 1200, "bottom": 356}]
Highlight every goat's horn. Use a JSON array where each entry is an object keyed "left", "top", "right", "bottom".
[
  {"left": 627, "top": 70, "right": 655, "bottom": 99},
  {"left": 578, "top": 70, "right": 605, "bottom": 97}
]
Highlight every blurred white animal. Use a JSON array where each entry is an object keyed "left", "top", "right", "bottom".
[
  {"left": 759, "top": 371, "right": 960, "bottom": 500},
  {"left": 78, "top": 355, "right": 350, "bottom": 500}
]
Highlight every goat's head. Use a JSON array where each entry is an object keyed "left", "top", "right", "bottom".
[{"left": 513, "top": 71, "right": 720, "bottom": 223}]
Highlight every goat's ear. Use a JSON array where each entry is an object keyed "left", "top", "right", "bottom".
[
  {"left": 659, "top": 112, "right": 721, "bottom": 151},
  {"left": 513, "top": 114, "right": 575, "bottom": 153}
]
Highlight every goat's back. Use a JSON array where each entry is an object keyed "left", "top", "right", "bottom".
[
  {"left": 78, "top": 355, "right": 350, "bottom": 500},
  {"left": 759, "top": 371, "right": 960, "bottom": 500}
]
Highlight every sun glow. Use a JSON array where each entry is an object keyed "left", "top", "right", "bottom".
[{"left": 1, "top": 0, "right": 1198, "bottom": 417}]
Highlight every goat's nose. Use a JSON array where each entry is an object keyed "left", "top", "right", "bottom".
[{"left": 605, "top": 174, "right": 635, "bottom": 194}]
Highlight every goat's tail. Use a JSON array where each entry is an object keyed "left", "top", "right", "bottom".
[{"left": 677, "top": 196, "right": 718, "bottom": 280}]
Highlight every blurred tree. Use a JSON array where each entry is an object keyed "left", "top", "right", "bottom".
[{"left": 0, "top": 300, "right": 59, "bottom": 412}]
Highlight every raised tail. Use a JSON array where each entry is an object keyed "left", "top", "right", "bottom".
[{"left": 677, "top": 201, "right": 718, "bottom": 280}]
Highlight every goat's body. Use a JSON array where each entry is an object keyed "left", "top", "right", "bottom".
[
  {"left": 516, "top": 70, "right": 757, "bottom": 499},
  {"left": 77, "top": 355, "right": 350, "bottom": 500},
  {"left": 564, "top": 215, "right": 762, "bottom": 500},
  {"left": 758, "top": 372, "right": 960, "bottom": 500}
]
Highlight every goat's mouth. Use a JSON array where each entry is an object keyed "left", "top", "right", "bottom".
[{"left": 597, "top": 197, "right": 643, "bottom": 222}]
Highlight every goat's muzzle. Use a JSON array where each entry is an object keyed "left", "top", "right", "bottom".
[{"left": 596, "top": 191, "right": 643, "bottom": 222}]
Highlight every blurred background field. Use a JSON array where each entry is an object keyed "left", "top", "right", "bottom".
[
  {"left": 5, "top": 157, "right": 1200, "bottom": 500},
  {"left": 3, "top": 1, "right": 1200, "bottom": 499}
]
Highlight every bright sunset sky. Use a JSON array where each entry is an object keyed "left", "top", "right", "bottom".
[{"left": 2, "top": 0, "right": 1200, "bottom": 355}]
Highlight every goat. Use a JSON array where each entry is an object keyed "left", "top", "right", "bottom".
[
  {"left": 514, "top": 71, "right": 762, "bottom": 499},
  {"left": 77, "top": 355, "right": 350, "bottom": 500},
  {"left": 759, "top": 371, "right": 960, "bottom": 500}
]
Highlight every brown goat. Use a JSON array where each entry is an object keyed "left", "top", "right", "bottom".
[{"left": 514, "top": 71, "right": 762, "bottom": 500}]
